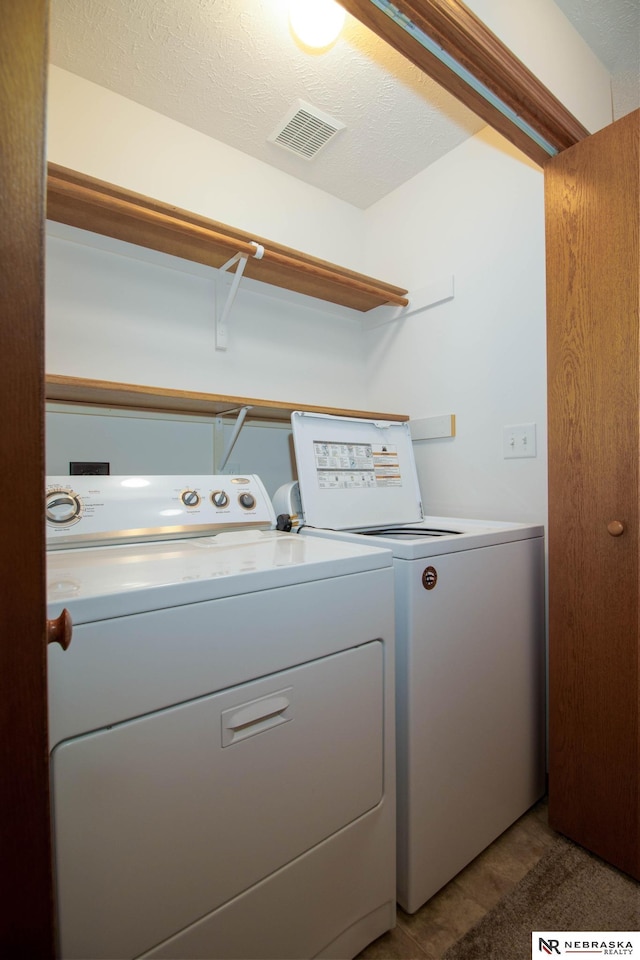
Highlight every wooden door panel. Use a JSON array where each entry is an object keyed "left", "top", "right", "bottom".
[
  {"left": 0, "top": 1, "right": 54, "bottom": 954},
  {"left": 545, "top": 109, "right": 640, "bottom": 878}
]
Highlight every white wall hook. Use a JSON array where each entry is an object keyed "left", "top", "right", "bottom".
[{"left": 216, "top": 241, "right": 265, "bottom": 350}]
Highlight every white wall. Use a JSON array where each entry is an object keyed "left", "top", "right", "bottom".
[
  {"left": 48, "top": 66, "right": 368, "bottom": 273},
  {"left": 46, "top": 69, "right": 548, "bottom": 525},
  {"left": 46, "top": 68, "right": 374, "bottom": 413},
  {"left": 363, "top": 128, "right": 547, "bottom": 526},
  {"left": 46, "top": 405, "right": 294, "bottom": 498},
  {"left": 46, "top": 407, "right": 217, "bottom": 476},
  {"left": 49, "top": 22, "right": 607, "bottom": 527},
  {"left": 46, "top": 223, "right": 370, "bottom": 410}
]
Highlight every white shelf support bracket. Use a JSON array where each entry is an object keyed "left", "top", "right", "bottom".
[
  {"left": 215, "top": 241, "right": 265, "bottom": 351},
  {"left": 217, "top": 405, "right": 253, "bottom": 471},
  {"left": 363, "top": 275, "right": 455, "bottom": 331}
]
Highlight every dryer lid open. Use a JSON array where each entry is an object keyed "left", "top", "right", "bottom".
[{"left": 291, "top": 412, "right": 423, "bottom": 531}]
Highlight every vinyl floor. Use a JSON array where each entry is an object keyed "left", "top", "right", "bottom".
[{"left": 356, "top": 799, "right": 558, "bottom": 960}]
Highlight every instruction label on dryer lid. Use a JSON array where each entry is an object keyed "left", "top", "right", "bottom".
[{"left": 313, "top": 441, "right": 403, "bottom": 488}]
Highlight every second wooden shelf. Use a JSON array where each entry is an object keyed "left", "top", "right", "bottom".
[{"left": 45, "top": 374, "right": 410, "bottom": 425}]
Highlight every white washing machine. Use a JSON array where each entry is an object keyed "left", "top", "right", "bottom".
[
  {"left": 277, "top": 413, "right": 546, "bottom": 915},
  {"left": 46, "top": 474, "right": 396, "bottom": 959}
]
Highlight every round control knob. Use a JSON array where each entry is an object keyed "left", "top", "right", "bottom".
[
  {"left": 46, "top": 491, "right": 81, "bottom": 525},
  {"left": 181, "top": 490, "right": 200, "bottom": 507},
  {"left": 239, "top": 493, "right": 256, "bottom": 510},
  {"left": 607, "top": 520, "right": 625, "bottom": 537},
  {"left": 211, "top": 490, "right": 229, "bottom": 508}
]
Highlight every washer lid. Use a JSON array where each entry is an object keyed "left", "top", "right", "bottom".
[{"left": 291, "top": 411, "right": 422, "bottom": 530}]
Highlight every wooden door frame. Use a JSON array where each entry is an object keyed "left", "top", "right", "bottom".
[
  {"left": 339, "top": 0, "right": 588, "bottom": 164},
  {"left": 0, "top": 1, "right": 54, "bottom": 955},
  {"left": 2, "top": 0, "right": 623, "bottom": 952}
]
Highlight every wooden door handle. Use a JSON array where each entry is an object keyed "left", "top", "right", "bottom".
[
  {"left": 607, "top": 520, "right": 625, "bottom": 537},
  {"left": 47, "top": 608, "right": 72, "bottom": 650}
]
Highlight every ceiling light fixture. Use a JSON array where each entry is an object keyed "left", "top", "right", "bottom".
[{"left": 289, "top": 0, "right": 346, "bottom": 50}]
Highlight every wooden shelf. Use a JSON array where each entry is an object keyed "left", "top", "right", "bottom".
[
  {"left": 45, "top": 375, "right": 409, "bottom": 424},
  {"left": 45, "top": 168, "right": 410, "bottom": 426},
  {"left": 47, "top": 164, "right": 409, "bottom": 313}
]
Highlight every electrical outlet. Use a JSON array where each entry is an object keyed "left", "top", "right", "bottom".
[{"left": 503, "top": 424, "right": 537, "bottom": 459}]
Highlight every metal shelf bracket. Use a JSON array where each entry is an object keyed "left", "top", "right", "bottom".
[
  {"left": 216, "top": 405, "right": 254, "bottom": 471},
  {"left": 215, "top": 241, "right": 265, "bottom": 350}
]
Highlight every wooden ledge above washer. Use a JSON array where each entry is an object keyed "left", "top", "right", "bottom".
[
  {"left": 45, "top": 375, "right": 410, "bottom": 425},
  {"left": 46, "top": 164, "right": 409, "bottom": 313}
]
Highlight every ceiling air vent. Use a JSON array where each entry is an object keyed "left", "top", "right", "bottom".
[{"left": 268, "top": 99, "right": 345, "bottom": 160}]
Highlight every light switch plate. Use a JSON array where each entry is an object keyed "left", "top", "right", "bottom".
[{"left": 503, "top": 423, "right": 537, "bottom": 459}]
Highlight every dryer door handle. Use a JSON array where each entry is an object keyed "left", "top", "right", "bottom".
[
  {"left": 221, "top": 690, "right": 292, "bottom": 746},
  {"left": 47, "top": 608, "right": 73, "bottom": 650}
]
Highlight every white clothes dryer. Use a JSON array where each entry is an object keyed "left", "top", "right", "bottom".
[
  {"left": 46, "top": 474, "right": 396, "bottom": 959},
  {"left": 280, "top": 413, "right": 546, "bottom": 915}
]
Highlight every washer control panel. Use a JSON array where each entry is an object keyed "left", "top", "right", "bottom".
[{"left": 45, "top": 475, "right": 276, "bottom": 548}]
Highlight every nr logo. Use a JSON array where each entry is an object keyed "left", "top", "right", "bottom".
[{"left": 539, "top": 939, "right": 561, "bottom": 955}]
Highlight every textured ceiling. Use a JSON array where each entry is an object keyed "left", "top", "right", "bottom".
[
  {"left": 49, "top": 0, "right": 484, "bottom": 208},
  {"left": 49, "top": 0, "right": 639, "bottom": 209},
  {"left": 554, "top": 0, "right": 639, "bottom": 73}
]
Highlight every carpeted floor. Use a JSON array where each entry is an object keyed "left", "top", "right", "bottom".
[{"left": 441, "top": 835, "right": 640, "bottom": 960}]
